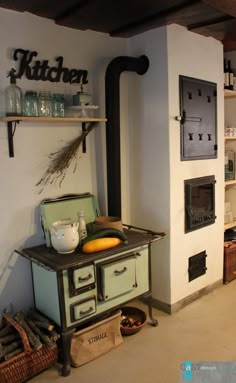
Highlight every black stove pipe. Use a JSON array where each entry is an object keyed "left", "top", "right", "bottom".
[{"left": 105, "top": 55, "right": 149, "bottom": 218}]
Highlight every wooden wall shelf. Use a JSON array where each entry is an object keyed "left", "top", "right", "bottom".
[
  {"left": 224, "top": 220, "right": 236, "bottom": 231},
  {"left": 224, "top": 90, "right": 236, "bottom": 99},
  {"left": 225, "top": 180, "right": 236, "bottom": 187},
  {"left": 0, "top": 116, "right": 107, "bottom": 157},
  {"left": 0, "top": 116, "right": 107, "bottom": 123}
]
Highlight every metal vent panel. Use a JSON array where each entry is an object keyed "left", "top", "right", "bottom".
[{"left": 188, "top": 250, "right": 207, "bottom": 282}]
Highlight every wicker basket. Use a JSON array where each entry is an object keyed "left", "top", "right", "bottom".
[
  {"left": 0, "top": 314, "right": 58, "bottom": 383},
  {"left": 224, "top": 242, "right": 236, "bottom": 284}
]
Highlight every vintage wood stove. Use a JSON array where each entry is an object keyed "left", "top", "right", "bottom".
[{"left": 17, "top": 193, "right": 165, "bottom": 376}]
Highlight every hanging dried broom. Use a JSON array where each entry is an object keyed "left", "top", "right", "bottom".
[{"left": 36, "top": 122, "right": 97, "bottom": 193}]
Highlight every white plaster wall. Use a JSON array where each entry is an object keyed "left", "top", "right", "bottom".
[
  {"left": 127, "top": 27, "right": 171, "bottom": 304},
  {"left": 0, "top": 8, "right": 127, "bottom": 312},
  {"left": 127, "top": 24, "right": 224, "bottom": 305},
  {"left": 167, "top": 25, "right": 224, "bottom": 304}
]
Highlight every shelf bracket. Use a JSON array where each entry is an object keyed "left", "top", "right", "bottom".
[
  {"left": 7, "top": 120, "right": 18, "bottom": 158},
  {"left": 82, "top": 122, "right": 86, "bottom": 153}
]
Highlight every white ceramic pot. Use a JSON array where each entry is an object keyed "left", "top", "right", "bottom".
[{"left": 50, "top": 220, "right": 79, "bottom": 254}]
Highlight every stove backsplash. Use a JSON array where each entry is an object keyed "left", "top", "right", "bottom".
[{"left": 185, "top": 175, "right": 216, "bottom": 233}]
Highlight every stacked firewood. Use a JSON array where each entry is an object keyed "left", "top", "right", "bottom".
[{"left": 0, "top": 309, "right": 60, "bottom": 362}]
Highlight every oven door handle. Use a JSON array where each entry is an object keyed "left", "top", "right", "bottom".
[
  {"left": 78, "top": 273, "right": 92, "bottom": 282},
  {"left": 80, "top": 306, "right": 94, "bottom": 316},
  {"left": 114, "top": 266, "right": 127, "bottom": 276}
]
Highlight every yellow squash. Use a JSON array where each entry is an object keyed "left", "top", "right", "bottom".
[{"left": 82, "top": 237, "right": 121, "bottom": 253}]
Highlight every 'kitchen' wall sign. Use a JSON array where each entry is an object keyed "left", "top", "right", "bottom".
[{"left": 13, "top": 48, "right": 88, "bottom": 84}]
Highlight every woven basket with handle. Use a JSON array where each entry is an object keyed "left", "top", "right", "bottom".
[{"left": 0, "top": 314, "right": 58, "bottom": 383}]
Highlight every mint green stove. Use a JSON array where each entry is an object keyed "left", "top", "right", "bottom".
[{"left": 17, "top": 193, "right": 165, "bottom": 377}]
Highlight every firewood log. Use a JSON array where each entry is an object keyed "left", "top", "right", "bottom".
[
  {"left": 49, "top": 330, "right": 60, "bottom": 342},
  {"left": 14, "top": 312, "right": 42, "bottom": 351},
  {"left": 28, "top": 309, "right": 51, "bottom": 325},
  {"left": 0, "top": 325, "right": 14, "bottom": 338},
  {"left": 4, "top": 347, "right": 24, "bottom": 361},
  {"left": 33, "top": 320, "right": 54, "bottom": 332},
  {"left": 25, "top": 318, "right": 55, "bottom": 349},
  {"left": 0, "top": 333, "right": 20, "bottom": 345},
  {"left": 0, "top": 341, "right": 22, "bottom": 358}
]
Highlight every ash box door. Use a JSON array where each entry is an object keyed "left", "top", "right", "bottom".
[{"left": 179, "top": 76, "right": 217, "bottom": 160}]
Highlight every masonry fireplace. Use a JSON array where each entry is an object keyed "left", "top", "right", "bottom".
[{"left": 185, "top": 175, "right": 216, "bottom": 233}]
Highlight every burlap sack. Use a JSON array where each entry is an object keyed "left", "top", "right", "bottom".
[{"left": 70, "top": 310, "right": 123, "bottom": 367}]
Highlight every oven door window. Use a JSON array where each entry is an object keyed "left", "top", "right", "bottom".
[{"left": 100, "top": 257, "right": 136, "bottom": 301}]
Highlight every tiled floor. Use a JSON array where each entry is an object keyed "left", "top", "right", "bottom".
[{"left": 31, "top": 280, "right": 236, "bottom": 382}]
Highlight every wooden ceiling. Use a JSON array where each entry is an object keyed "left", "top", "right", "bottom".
[{"left": 1, "top": 0, "right": 236, "bottom": 50}]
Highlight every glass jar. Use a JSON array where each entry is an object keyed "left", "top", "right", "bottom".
[
  {"left": 78, "top": 211, "right": 87, "bottom": 242},
  {"left": 22, "top": 91, "right": 39, "bottom": 117},
  {"left": 31, "top": 91, "right": 39, "bottom": 117},
  {"left": 5, "top": 68, "right": 22, "bottom": 116},
  {"left": 52, "top": 93, "right": 65, "bottom": 117},
  {"left": 22, "top": 91, "right": 32, "bottom": 116},
  {"left": 38, "top": 91, "right": 52, "bottom": 117}
]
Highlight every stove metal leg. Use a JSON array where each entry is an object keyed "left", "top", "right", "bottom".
[
  {"left": 60, "top": 329, "right": 74, "bottom": 376},
  {"left": 143, "top": 293, "right": 158, "bottom": 327}
]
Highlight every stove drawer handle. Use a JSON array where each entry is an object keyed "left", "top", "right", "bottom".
[
  {"left": 78, "top": 273, "right": 92, "bottom": 282},
  {"left": 114, "top": 266, "right": 127, "bottom": 275},
  {"left": 80, "top": 306, "right": 93, "bottom": 316}
]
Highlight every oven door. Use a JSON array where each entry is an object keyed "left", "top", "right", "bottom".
[{"left": 98, "top": 256, "right": 137, "bottom": 301}]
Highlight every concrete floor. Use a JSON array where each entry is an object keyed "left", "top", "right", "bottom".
[{"left": 31, "top": 280, "right": 236, "bottom": 383}]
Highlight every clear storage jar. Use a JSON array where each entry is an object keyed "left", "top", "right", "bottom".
[
  {"left": 52, "top": 94, "right": 65, "bottom": 117},
  {"left": 38, "top": 91, "right": 52, "bottom": 117},
  {"left": 31, "top": 91, "right": 39, "bottom": 116},
  {"left": 23, "top": 91, "right": 39, "bottom": 117},
  {"left": 22, "top": 91, "right": 32, "bottom": 116}
]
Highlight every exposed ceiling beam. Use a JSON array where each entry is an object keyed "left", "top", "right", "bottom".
[
  {"left": 0, "top": 0, "right": 236, "bottom": 47},
  {"left": 55, "top": 0, "right": 89, "bottom": 23},
  {"left": 223, "top": 40, "right": 236, "bottom": 52},
  {"left": 110, "top": 0, "right": 200, "bottom": 37},
  {"left": 188, "top": 14, "right": 234, "bottom": 31},
  {"left": 203, "top": 0, "right": 236, "bottom": 17}
]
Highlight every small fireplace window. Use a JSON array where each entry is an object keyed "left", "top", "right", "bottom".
[{"left": 185, "top": 175, "right": 216, "bottom": 233}]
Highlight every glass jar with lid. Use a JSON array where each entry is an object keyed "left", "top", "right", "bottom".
[
  {"left": 31, "top": 91, "right": 39, "bottom": 116},
  {"left": 38, "top": 91, "right": 52, "bottom": 117},
  {"left": 52, "top": 93, "right": 65, "bottom": 117},
  {"left": 23, "top": 91, "right": 39, "bottom": 117},
  {"left": 22, "top": 91, "right": 32, "bottom": 116}
]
